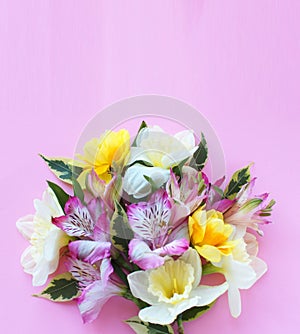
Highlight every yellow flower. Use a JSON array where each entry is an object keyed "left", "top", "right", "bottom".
[
  {"left": 77, "top": 129, "right": 130, "bottom": 183},
  {"left": 189, "top": 207, "right": 238, "bottom": 263}
]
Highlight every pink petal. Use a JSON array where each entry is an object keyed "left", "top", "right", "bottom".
[
  {"left": 66, "top": 257, "right": 100, "bottom": 288},
  {"left": 52, "top": 197, "right": 95, "bottom": 238},
  {"left": 154, "top": 238, "right": 189, "bottom": 257},
  {"left": 77, "top": 281, "right": 121, "bottom": 324},
  {"left": 68, "top": 240, "right": 111, "bottom": 264},
  {"left": 128, "top": 239, "right": 164, "bottom": 270}
]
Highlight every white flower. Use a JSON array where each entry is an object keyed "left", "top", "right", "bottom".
[
  {"left": 213, "top": 252, "right": 267, "bottom": 318},
  {"left": 127, "top": 248, "right": 228, "bottom": 325},
  {"left": 16, "top": 188, "right": 70, "bottom": 286},
  {"left": 123, "top": 127, "right": 197, "bottom": 198}
]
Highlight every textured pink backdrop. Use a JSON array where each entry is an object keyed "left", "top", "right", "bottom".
[{"left": 1, "top": 1, "right": 299, "bottom": 333}]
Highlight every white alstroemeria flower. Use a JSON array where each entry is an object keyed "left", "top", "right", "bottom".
[
  {"left": 127, "top": 248, "right": 228, "bottom": 325},
  {"left": 213, "top": 253, "right": 267, "bottom": 318},
  {"left": 123, "top": 127, "right": 197, "bottom": 198},
  {"left": 16, "top": 188, "right": 70, "bottom": 286}
]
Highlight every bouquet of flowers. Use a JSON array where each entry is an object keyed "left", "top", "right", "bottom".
[{"left": 17, "top": 122, "right": 274, "bottom": 333}]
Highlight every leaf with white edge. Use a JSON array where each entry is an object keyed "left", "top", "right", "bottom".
[
  {"left": 47, "top": 180, "right": 70, "bottom": 211},
  {"left": 191, "top": 133, "right": 208, "bottom": 171},
  {"left": 224, "top": 165, "right": 252, "bottom": 200},
  {"left": 110, "top": 200, "right": 134, "bottom": 252},
  {"left": 40, "top": 154, "right": 83, "bottom": 184},
  {"left": 181, "top": 301, "right": 216, "bottom": 322},
  {"left": 126, "top": 317, "right": 174, "bottom": 334},
  {"left": 35, "top": 272, "right": 80, "bottom": 302}
]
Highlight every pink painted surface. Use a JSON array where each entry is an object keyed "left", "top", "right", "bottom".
[{"left": 1, "top": 1, "right": 299, "bottom": 333}]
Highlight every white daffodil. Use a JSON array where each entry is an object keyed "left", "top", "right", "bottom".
[
  {"left": 127, "top": 248, "right": 228, "bottom": 325},
  {"left": 16, "top": 188, "right": 70, "bottom": 286},
  {"left": 123, "top": 126, "right": 197, "bottom": 198},
  {"left": 212, "top": 247, "right": 267, "bottom": 318}
]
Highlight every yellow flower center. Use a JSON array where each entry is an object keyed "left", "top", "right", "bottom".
[{"left": 148, "top": 259, "right": 194, "bottom": 304}]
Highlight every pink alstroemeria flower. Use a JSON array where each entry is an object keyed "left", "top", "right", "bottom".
[
  {"left": 223, "top": 178, "right": 275, "bottom": 236},
  {"left": 52, "top": 196, "right": 111, "bottom": 242},
  {"left": 66, "top": 256, "right": 122, "bottom": 323},
  {"left": 166, "top": 167, "right": 207, "bottom": 226},
  {"left": 86, "top": 169, "right": 122, "bottom": 215},
  {"left": 127, "top": 189, "right": 189, "bottom": 270}
]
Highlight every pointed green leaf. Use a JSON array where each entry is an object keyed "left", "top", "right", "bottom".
[
  {"left": 47, "top": 180, "right": 70, "bottom": 211},
  {"left": 72, "top": 177, "right": 85, "bottom": 203},
  {"left": 132, "top": 120, "right": 148, "bottom": 147},
  {"left": 35, "top": 272, "right": 80, "bottom": 302},
  {"left": 110, "top": 200, "right": 134, "bottom": 252},
  {"left": 181, "top": 301, "right": 216, "bottom": 322},
  {"left": 126, "top": 317, "right": 174, "bottom": 334},
  {"left": 40, "top": 154, "right": 83, "bottom": 183},
  {"left": 224, "top": 165, "right": 252, "bottom": 200},
  {"left": 191, "top": 133, "right": 208, "bottom": 171}
]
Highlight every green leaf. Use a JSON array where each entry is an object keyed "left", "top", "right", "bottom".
[
  {"left": 132, "top": 120, "right": 148, "bottom": 147},
  {"left": 72, "top": 177, "right": 85, "bottom": 203},
  {"left": 47, "top": 180, "right": 69, "bottom": 211},
  {"left": 35, "top": 272, "right": 80, "bottom": 302},
  {"left": 40, "top": 154, "right": 83, "bottom": 183},
  {"left": 110, "top": 200, "right": 134, "bottom": 252},
  {"left": 191, "top": 133, "right": 208, "bottom": 171},
  {"left": 172, "top": 158, "right": 188, "bottom": 178},
  {"left": 224, "top": 164, "right": 252, "bottom": 200},
  {"left": 126, "top": 317, "right": 174, "bottom": 334},
  {"left": 181, "top": 301, "right": 216, "bottom": 322}
]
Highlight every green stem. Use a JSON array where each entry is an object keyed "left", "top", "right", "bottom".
[
  {"left": 202, "top": 263, "right": 222, "bottom": 275},
  {"left": 177, "top": 314, "right": 184, "bottom": 334}
]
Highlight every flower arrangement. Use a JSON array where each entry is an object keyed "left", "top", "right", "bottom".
[{"left": 17, "top": 122, "right": 274, "bottom": 333}]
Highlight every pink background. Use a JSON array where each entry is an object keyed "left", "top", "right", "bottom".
[{"left": 1, "top": 1, "right": 299, "bottom": 333}]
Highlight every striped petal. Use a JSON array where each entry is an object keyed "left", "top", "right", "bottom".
[
  {"left": 127, "top": 190, "right": 172, "bottom": 246},
  {"left": 52, "top": 197, "right": 95, "bottom": 238}
]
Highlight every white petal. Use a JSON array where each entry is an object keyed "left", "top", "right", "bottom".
[
  {"left": 16, "top": 215, "right": 34, "bottom": 240},
  {"left": 138, "top": 304, "right": 176, "bottom": 325},
  {"left": 20, "top": 246, "right": 36, "bottom": 274},
  {"left": 123, "top": 165, "right": 170, "bottom": 198},
  {"left": 228, "top": 286, "right": 241, "bottom": 318},
  {"left": 190, "top": 283, "right": 228, "bottom": 306},
  {"left": 174, "top": 130, "right": 196, "bottom": 153},
  {"left": 127, "top": 147, "right": 153, "bottom": 165},
  {"left": 127, "top": 271, "right": 158, "bottom": 305},
  {"left": 180, "top": 248, "right": 202, "bottom": 288},
  {"left": 250, "top": 256, "right": 268, "bottom": 283}
]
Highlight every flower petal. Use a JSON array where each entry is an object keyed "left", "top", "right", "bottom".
[
  {"left": 68, "top": 240, "right": 111, "bottom": 264},
  {"left": 123, "top": 164, "right": 170, "bottom": 199},
  {"left": 228, "top": 285, "right": 241, "bottom": 318},
  {"left": 180, "top": 248, "right": 202, "bottom": 288},
  {"left": 154, "top": 238, "right": 189, "bottom": 257},
  {"left": 127, "top": 190, "right": 171, "bottom": 244},
  {"left": 189, "top": 283, "right": 228, "bottom": 306},
  {"left": 52, "top": 197, "right": 95, "bottom": 237},
  {"left": 66, "top": 257, "right": 100, "bottom": 288},
  {"left": 138, "top": 304, "right": 175, "bottom": 325},
  {"left": 16, "top": 215, "right": 34, "bottom": 240},
  {"left": 77, "top": 280, "right": 121, "bottom": 324},
  {"left": 127, "top": 270, "right": 158, "bottom": 305},
  {"left": 129, "top": 239, "right": 164, "bottom": 270}
]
